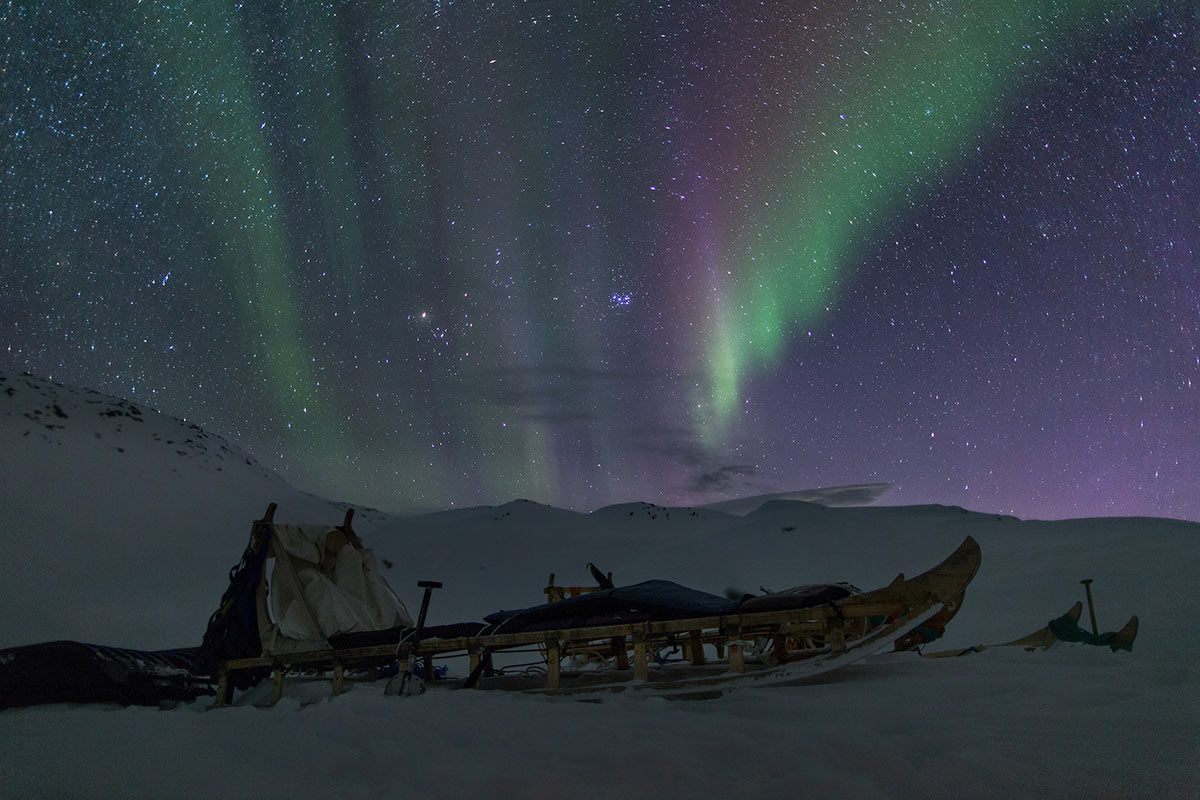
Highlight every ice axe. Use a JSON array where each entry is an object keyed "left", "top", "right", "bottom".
[{"left": 386, "top": 580, "right": 443, "bottom": 696}]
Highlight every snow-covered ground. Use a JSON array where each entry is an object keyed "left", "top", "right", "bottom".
[{"left": 2, "top": 371, "right": 1197, "bottom": 799}]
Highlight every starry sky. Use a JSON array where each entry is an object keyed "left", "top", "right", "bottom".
[{"left": 4, "top": 1, "right": 1198, "bottom": 521}]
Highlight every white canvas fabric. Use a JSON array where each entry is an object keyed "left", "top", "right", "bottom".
[{"left": 267, "top": 524, "right": 412, "bottom": 643}]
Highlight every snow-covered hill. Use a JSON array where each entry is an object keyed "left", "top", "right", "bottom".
[
  {"left": 0, "top": 371, "right": 379, "bottom": 648},
  {"left": 1, "top": 372, "right": 1197, "bottom": 798}
]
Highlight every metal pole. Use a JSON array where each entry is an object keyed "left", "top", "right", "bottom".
[
  {"left": 413, "top": 580, "right": 441, "bottom": 632},
  {"left": 1080, "top": 579, "right": 1099, "bottom": 635}
]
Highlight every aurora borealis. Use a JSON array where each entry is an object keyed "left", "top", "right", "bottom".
[{"left": 4, "top": 2, "right": 1197, "bottom": 520}]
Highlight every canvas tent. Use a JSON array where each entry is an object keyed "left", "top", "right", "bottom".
[
  {"left": 204, "top": 504, "right": 412, "bottom": 665},
  {"left": 264, "top": 520, "right": 411, "bottom": 649}
]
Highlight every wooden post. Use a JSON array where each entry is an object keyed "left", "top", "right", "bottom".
[
  {"left": 828, "top": 616, "right": 846, "bottom": 653},
  {"left": 423, "top": 655, "right": 435, "bottom": 682},
  {"left": 612, "top": 636, "right": 629, "bottom": 670},
  {"left": 544, "top": 573, "right": 564, "bottom": 603},
  {"left": 546, "top": 638, "right": 561, "bottom": 690},
  {"left": 633, "top": 633, "right": 649, "bottom": 682},
  {"left": 688, "top": 630, "right": 706, "bottom": 665},
  {"left": 215, "top": 669, "right": 230, "bottom": 708},
  {"left": 728, "top": 643, "right": 745, "bottom": 674},
  {"left": 331, "top": 662, "right": 345, "bottom": 697},
  {"left": 469, "top": 648, "right": 481, "bottom": 675},
  {"left": 270, "top": 670, "right": 284, "bottom": 706}
]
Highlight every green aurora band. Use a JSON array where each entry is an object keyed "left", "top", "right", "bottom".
[
  {"left": 142, "top": 4, "right": 351, "bottom": 469},
  {"left": 701, "top": 0, "right": 1158, "bottom": 430}
]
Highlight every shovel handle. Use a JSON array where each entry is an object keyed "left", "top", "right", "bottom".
[{"left": 1080, "top": 579, "right": 1099, "bottom": 635}]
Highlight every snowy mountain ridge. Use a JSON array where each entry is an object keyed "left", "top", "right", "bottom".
[{"left": 0, "top": 370, "right": 274, "bottom": 481}]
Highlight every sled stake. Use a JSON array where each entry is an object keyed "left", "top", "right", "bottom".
[
  {"left": 1080, "top": 579, "right": 1099, "bottom": 635},
  {"left": 462, "top": 647, "right": 494, "bottom": 689}
]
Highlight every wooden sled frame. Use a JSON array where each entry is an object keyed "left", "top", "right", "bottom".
[{"left": 214, "top": 534, "right": 980, "bottom": 704}]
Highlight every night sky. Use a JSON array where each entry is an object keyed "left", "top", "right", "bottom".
[{"left": 4, "top": 2, "right": 1198, "bottom": 520}]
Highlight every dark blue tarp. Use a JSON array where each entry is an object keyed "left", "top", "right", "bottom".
[
  {"left": 0, "top": 641, "right": 211, "bottom": 710},
  {"left": 484, "top": 580, "right": 735, "bottom": 632},
  {"left": 482, "top": 580, "right": 857, "bottom": 634}
]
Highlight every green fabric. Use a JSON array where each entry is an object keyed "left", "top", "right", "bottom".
[{"left": 1047, "top": 613, "right": 1123, "bottom": 650}]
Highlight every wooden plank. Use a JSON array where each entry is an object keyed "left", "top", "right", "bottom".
[
  {"left": 351, "top": 600, "right": 908, "bottom": 658},
  {"left": 270, "top": 670, "right": 284, "bottom": 706},
  {"left": 409, "top": 608, "right": 816, "bottom": 651},
  {"left": 221, "top": 606, "right": 842, "bottom": 674},
  {"left": 218, "top": 599, "right": 886, "bottom": 676},
  {"left": 839, "top": 601, "right": 916, "bottom": 618},
  {"left": 224, "top": 642, "right": 398, "bottom": 670},
  {"left": 412, "top": 607, "right": 831, "bottom": 652},
  {"left": 782, "top": 620, "right": 839, "bottom": 637}
]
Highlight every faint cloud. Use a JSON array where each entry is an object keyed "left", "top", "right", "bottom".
[
  {"left": 801, "top": 483, "right": 892, "bottom": 506},
  {"left": 701, "top": 484, "right": 894, "bottom": 515},
  {"left": 465, "top": 365, "right": 695, "bottom": 429},
  {"left": 630, "top": 423, "right": 706, "bottom": 467},
  {"left": 624, "top": 423, "right": 764, "bottom": 499},
  {"left": 687, "top": 463, "right": 760, "bottom": 494},
  {"left": 464, "top": 365, "right": 612, "bottom": 425}
]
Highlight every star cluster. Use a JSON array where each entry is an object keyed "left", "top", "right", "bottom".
[{"left": 4, "top": 2, "right": 1197, "bottom": 520}]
